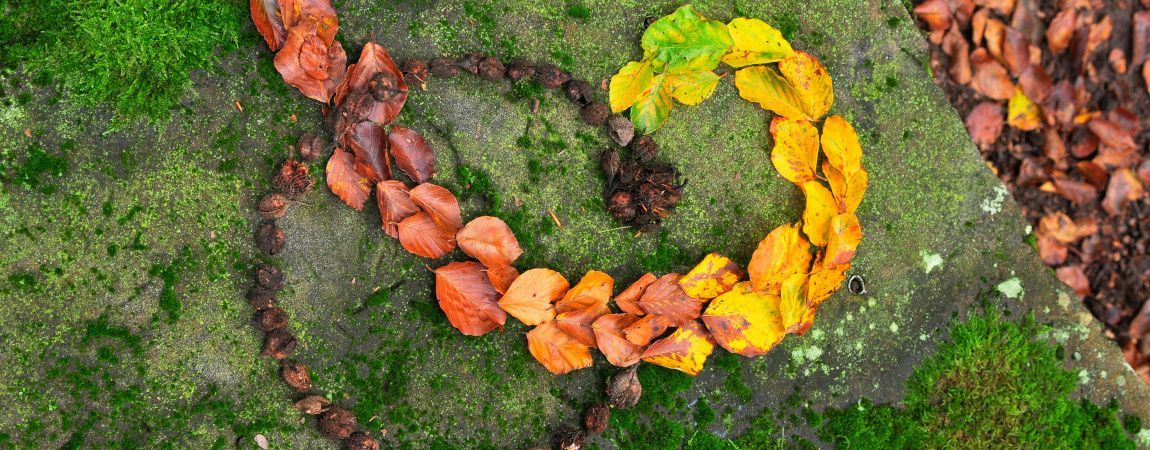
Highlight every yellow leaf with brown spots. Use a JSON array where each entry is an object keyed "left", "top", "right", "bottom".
[
  {"left": 747, "top": 223, "right": 812, "bottom": 294},
  {"left": 820, "top": 115, "right": 863, "bottom": 177},
  {"left": 679, "top": 253, "right": 745, "bottom": 299},
  {"left": 824, "top": 213, "right": 862, "bottom": 267},
  {"left": 641, "top": 320, "right": 716, "bottom": 376},
  {"left": 802, "top": 181, "right": 837, "bottom": 246},
  {"left": 700, "top": 282, "right": 785, "bottom": 356},
  {"left": 779, "top": 273, "right": 810, "bottom": 334},
  {"left": 771, "top": 118, "right": 820, "bottom": 184}
]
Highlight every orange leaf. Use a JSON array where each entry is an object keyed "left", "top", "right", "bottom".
[
  {"left": 251, "top": 0, "right": 288, "bottom": 51},
  {"left": 807, "top": 263, "right": 848, "bottom": 305},
  {"left": 376, "top": 180, "right": 418, "bottom": 239},
  {"left": 326, "top": 147, "right": 371, "bottom": 210},
  {"left": 409, "top": 183, "right": 463, "bottom": 233},
  {"left": 641, "top": 320, "right": 716, "bottom": 376},
  {"left": 434, "top": 261, "right": 506, "bottom": 336},
  {"left": 770, "top": 118, "right": 820, "bottom": 184},
  {"left": 823, "top": 163, "right": 868, "bottom": 215},
  {"left": 527, "top": 321, "right": 592, "bottom": 375},
  {"left": 348, "top": 121, "right": 391, "bottom": 183},
  {"left": 333, "top": 41, "right": 408, "bottom": 125},
  {"left": 273, "top": 18, "right": 346, "bottom": 102},
  {"left": 486, "top": 265, "right": 519, "bottom": 295},
  {"left": 592, "top": 314, "right": 645, "bottom": 367},
  {"left": 638, "top": 274, "right": 704, "bottom": 327},
  {"left": 623, "top": 314, "right": 674, "bottom": 346},
  {"left": 824, "top": 213, "right": 862, "bottom": 268},
  {"left": 801, "top": 181, "right": 837, "bottom": 246},
  {"left": 279, "top": 0, "right": 338, "bottom": 46},
  {"left": 397, "top": 212, "right": 456, "bottom": 259},
  {"left": 556, "top": 301, "right": 612, "bottom": 347},
  {"left": 388, "top": 126, "right": 436, "bottom": 183},
  {"left": 614, "top": 273, "right": 656, "bottom": 316},
  {"left": 678, "top": 253, "right": 744, "bottom": 299},
  {"left": 748, "top": 223, "right": 812, "bottom": 293},
  {"left": 556, "top": 271, "right": 614, "bottom": 314},
  {"left": 457, "top": 216, "right": 523, "bottom": 269},
  {"left": 498, "top": 268, "right": 569, "bottom": 325}
]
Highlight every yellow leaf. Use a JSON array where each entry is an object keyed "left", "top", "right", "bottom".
[
  {"left": 824, "top": 213, "right": 862, "bottom": 268},
  {"left": 735, "top": 65, "right": 808, "bottom": 120},
  {"left": 802, "top": 181, "right": 837, "bottom": 246},
  {"left": 771, "top": 118, "right": 820, "bottom": 184},
  {"left": 668, "top": 70, "right": 721, "bottom": 106},
  {"left": 641, "top": 320, "right": 715, "bottom": 376},
  {"left": 779, "top": 273, "right": 809, "bottom": 333},
  {"left": 778, "top": 51, "right": 835, "bottom": 121},
  {"left": 1007, "top": 87, "right": 1041, "bottom": 131},
  {"left": 807, "top": 263, "right": 848, "bottom": 305},
  {"left": 722, "top": 17, "right": 794, "bottom": 68},
  {"left": 700, "top": 282, "right": 785, "bottom": 356},
  {"left": 630, "top": 73, "right": 673, "bottom": 134},
  {"left": 747, "top": 223, "right": 811, "bottom": 293},
  {"left": 679, "top": 252, "right": 744, "bottom": 299},
  {"left": 820, "top": 115, "right": 863, "bottom": 177},
  {"left": 609, "top": 59, "right": 655, "bottom": 113},
  {"left": 823, "top": 162, "right": 868, "bottom": 215}
]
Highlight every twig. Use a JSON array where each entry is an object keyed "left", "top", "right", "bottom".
[{"left": 548, "top": 209, "right": 563, "bottom": 228}]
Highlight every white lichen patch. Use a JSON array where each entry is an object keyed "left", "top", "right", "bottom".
[
  {"left": 996, "top": 277, "right": 1024, "bottom": 299},
  {"left": 981, "top": 185, "right": 1009, "bottom": 214},
  {"left": 1138, "top": 429, "right": 1150, "bottom": 447},
  {"left": 889, "top": 323, "right": 899, "bottom": 334},
  {"left": 920, "top": 251, "right": 943, "bottom": 274},
  {"left": 918, "top": 333, "right": 928, "bottom": 341},
  {"left": 1077, "top": 369, "right": 1090, "bottom": 385}
]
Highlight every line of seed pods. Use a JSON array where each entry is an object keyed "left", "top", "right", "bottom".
[{"left": 250, "top": 52, "right": 656, "bottom": 449}]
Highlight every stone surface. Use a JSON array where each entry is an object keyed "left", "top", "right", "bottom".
[{"left": 0, "top": 0, "right": 1147, "bottom": 448}]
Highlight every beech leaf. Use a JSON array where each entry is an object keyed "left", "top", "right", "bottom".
[
  {"left": 824, "top": 213, "right": 862, "bottom": 268},
  {"left": 668, "top": 70, "right": 721, "bottom": 106},
  {"left": 701, "top": 282, "right": 785, "bottom": 357},
  {"left": 388, "top": 126, "right": 436, "bottom": 183},
  {"left": 722, "top": 17, "right": 794, "bottom": 68},
  {"left": 274, "top": 18, "right": 347, "bottom": 102},
  {"left": 614, "top": 273, "right": 657, "bottom": 316},
  {"left": 820, "top": 115, "right": 864, "bottom": 177},
  {"left": 747, "top": 223, "right": 812, "bottom": 294},
  {"left": 623, "top": 315, "right": 674, "bottom": 346},
  {"left": 641, "top": 5, "right": 732, "bottom": 73},
  {"left": 486, "top": 265, "right": 519, "bottom": 295},
  {"left": 457, "top": 216, "right": 523, "bottom": 269},
  {"left": 434, "top": 261, "right": 506, "bottom": 336},
  {"left": 556, "top": 301, "right": 612, "bottom": 347},
  {"left": 348, "top": 121, "right": 390, "bottom": 183},
  {"left": 326, "top": 147, "right": 371, "bottom": 210},
  {"left": 279, "top": 0, "right": 338, "bottom": 46},
  {"left": 527, "top": 321, "right": 592, "bottom": 375},
  {"left": 409, "top": 183, "right": 463, "bottom": 233},
  {"left": 630, "top": 73, "right": 673, "bottom": 134},
  {"left": 498, "top": 268, "right": 569, "bottom": 325},
  {"left": 397, "top": 212, "right": 456, "bottom": 259},
  {"left": 637, "top": 274, "right": 704, "bottom": 327},
  {"left": 556, "top": 271, "right": 614, "bottom": 314},
  {"left": 770, "top": 117, "right": 820, "bottom": 184},
  {"left": 592, "top": 314, "right": 645, "bottom": 367},
  {"left": 609, "top": 60, "right": 655, "bottom": 113},
  {"left": 802, "top": 181, "right": 837, "bottom": 246},
  {"left": 641, "top": 320, "right": 716, "bottom": 376},
  {"left": 678, "top": 253, "right": 744, "bottom": 300},
  {"left": 376, "top": 180, "right": 418, "bottom": 239},
  {"left": 1006, "top": 88, "right": 1041, "bottom": 131},
  {"left": 333, "top": 41, "right": 408, "bottom": 125},
  {"left": 251, "top": 0, "right": 288, "bottom": 51}
]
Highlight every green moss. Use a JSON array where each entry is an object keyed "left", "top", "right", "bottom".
[
  {"left": 733, "top": 409, "right": 787, "bottom": 449},
  {"left": 0, "top": 142, "right": 68, "bottom": 194},
  {"left": 684, "top": 430, "right": 734, "bottom": 450},
  {"left": 818, "top": 310, "right": 1139, "bottom": 449},
  {"left": 694, "top": 398, "right": 716, "bottom": 427},
  {"left": 148, "top": 248, "right": 192, "bottom": 323}
]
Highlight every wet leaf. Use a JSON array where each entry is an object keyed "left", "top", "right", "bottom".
[
  {"left": 610, "top": 60, "right": 656, "bottom": 113},
  {"left": 592, "top": 314, "right": 645, "bottom": 367},
  {"left": 614, "top": 273, "right": 657, "bottom": 316},
  {"left": 499, "top": 268, "right": 569, "bottom": 325},
  {"left": 274, "top": 18, "right": 347, "bottom": 102},
  {"left": 487, "top": 265, "right": 519, "bottom": 295},
  {"left": 434, "top": 261, "right": 506, "bottom": 336},
  {"left": 970, "top": 49, "right": 1015, "bottom": 100},
  {"left": 1102, "top": 168, "right": 1144, "bottom": 216},
  {"left": 965, "top": 102, "right": 1004, "bottom": 149},
  {"left": 251, "top": 0, "right": 288, "bottom": 51},
  {"left": 397, "top": 212, "right": 456, "bottom": 259},
  {"left": 629, "top": 73, "right": 673, "bottom": 134},
  {"left": 748, "top": 223, "right": 812, "bottom": 293},
  {"left": 807, "top": 263, "right": 848, "bottom": 304},
  {"left": 678, "top": 253, "right": 744, "bottom": 300},
  {"left": 409, "top": 183, "right": 463, "bottom": 232},
  {"left": 376, "top": 180, "right": 418, "bottom": 239},
  {"left": 326, "top": 147, "right": 371, "bottom": 210},
  {"left": 623, "top": 314, "right": 674, "bottom": 346},
  {"left": 824, "top": 213, "right": 862, "bottom": 268},
  {"left": 527, "top": 321, "right": 592, "bottom": 375},
  {"left": 347, "top": 121, "right": 390, "bottom": 183},
  {"left": 641, "top": 320, "right": 716, "bottom": 376},
  {"left": 1006, "top": 87, "right": 1041, "bottom": 131},
  {"left": 457, "top": 216, "right": 522, "bottom": 269},
  {"left": 701, "top": 282, "right": 785, "bottom": 357},
  {"left": 557, "top": 271, "right": 615, "bottom": 314},
  {"left": 802, "top": 181, "right": 837, "bottom": 246},
  {"left": 637, "top": 274, "right": 704, "bottom": 327},
  {"left": 722, "top": 18, "right": 794, "bottom": 68},
  {"left": 668, "top": 70, "right": 721, "bottom": 106},
  {"left": 770, "top": 117, "right": 820, "bottom": 184},
  {"left": 333, "top": 41, "right": 408, "bottom": 125},
  {"left": 641, "top": 5, "right": 732, "bottom": 73},
  {"left": 1055, "top": 265, "right": 1091, "bottom": 297},
  {"left": 387, "top": 126, "right": 436, "bottom": 183}
]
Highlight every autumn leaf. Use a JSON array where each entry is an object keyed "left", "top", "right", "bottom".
[
  {"left": 486, "top": 265, "right": 519, "bottom": 295},
  {"left": 376, "top": 180, "right": 418, "bottom": 239},
  {"left": 630, "top": 73, "right": 673, "bottom": 134},
  {"left": 823, "top": 162, "right": 868, "bottom": 215},
  {"left": 527, "top": 321, "right": 592, "bottom": 375},
  {"left": 274, "top": 18, "right": 347, "bottom": 102},
  {"left": 251, "top": 0, "right": 288, "bottom": 51},
  {"left": 668, "top": 70, "right": 721, "bottom": 106},
  {"left": 735, "top": 66, "right": 807, "bottom": 120},
  {"left": 965, "top": 102, "right": 1005, "bottom": 149},
  {"left": 807, "top": 263, "right": 848, "bottom": 304},
  {"left": 820, "top": 115, "right": 863, "bottom": 177},
  {"left": 333, "top": 41, "right": 408, "bottom": 125},
  {"left": 824, "top": 213, "right": 862, "bottom": 267},
  {"left": 409, "top": 183, "right": 463, "bottom": 233},
  {"left": 397, "top": 212, "right": 456, "bottom": 259},
  {"left": 326, "top": 147, "right": 371, "bottom": 210},
  {"left": 722, "top": 17, "right": 794, "bottom": 68},
  {"left": 388, "top": 126, "right": 436, "bottom": 183},
  {"left": 701, "top": 282, "right": 785, "bottom": 357},
  {"left": 1006, "top": 87, "right": 1041, "bottom": 131},
  {"left": 747, "top": 223, "right": 812, "bottom": 293},
  {"left": 556, "top": 301, "right": 612, "bottom": 347},
  {"left": 614, "top": 273, "right": 656, "bottom": 316},
  {"left": 970, "top": 49, "right": 1014, "bottom": 100},
  {"left": 457, "top": 216, "right": 523, "bottom": 269},
  {"left": 347, "top": 121, "right": 390, "bottom": 183},
  {"left": 623, "top": 315, "right": 673, "bottom": 346},
  {"left": 641, "top": 320, "right": 716, "bottom": 376},
  {"left": 279, "top": 0, "right": 338, "bottom": 46},
  {"left": 641, "top": 5, "right": 732, "bottom": 73},
  {"left": 593, "top": 314, "right": 645, "bottom": 367},
  {"left": 678, "top": 253, "right": 744, "bottom": 300},
  {"left": 609, "top": 60, "right": 655, "bottom": 113},
  {"left": 638, "top": 274, "right": 704, "bottom": 326},
  {"left": 434, "top": 261, "right": 506, "bottom": 336},
  {"left": 801, "top": 181, "right": 837, "bottom": 246},
  {"left": 556, "top": 271, "right": 614, "bottom": 314},
  {"left": 770, "top": 117, "right": 820, "bottom": 184},
  {"left": 778, "top": 273, "right": 810, "bottom": 334},
  {"left": 498, "top": 268, "right": 569, "bottom": 325},
  {"left": 777, "top": 51, "right": 834, "bottom": 120}
]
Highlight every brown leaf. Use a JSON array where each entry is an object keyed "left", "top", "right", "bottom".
[
  {"left": 556, "top": 301, "right": 612, "bottom": 347},
  {"left": 1036, "top": 235, "right": 1068, "bottom": 265},
  {"left": 971, "top": 8, "right": 988, "bottom": 47},
  {"left": 984, "top": 19, "right": 1006, "bottom": 58},
  {"left": 592, "top": 314, "right": 645, "bottom": 367},
  {"left": 1088, "top": 119, "right": 1138, "bottom": 168},
  {"left": 942, "top": 26, "right": 971, "bottom": 84},
  {"left": 914, "top": 0, "right": 953, "bottom": 34},
  {"left": 557, "top": 271, "right": 614, "bottom": 314},
  {"left": 1018, "top": 64, "right": 1052, "bottom": 104},
  {"left": 1002, "top": 27, "right": 1031, "bottom": 76},
  {"left": 678, "top": 253, "right": 744, "bottom": 300},
  {"left": 333, "top": 41, "right": 408, "bottom": 125},
  {"left": 498, "top": 268, "right": 569, "bottom": 325},
  {"left": 487, "top": 265, "right": 519, "bottom": 294},
  {"left": 623, "top": 314, "right": 674, "bottom": 346},
  {"left": 975, "top": 0, "right": 1015, "bottom": 15},
  {"left": 1069, "top": 131, "right": 1098, "bottom": 159},
  {"left": 970, "top": 49, "right": 1015, "bottom": 100},
  {"left": 1045, "top": 8, "right": 1076, "bottom": 54},
  {"left": 409, "top": 183, "right": 463, "bottom": 232},
  {"left": 1016, "top": 157, "right": 1047, "bottom": 187},
  {"left": 388, "top": 126, "right": 436, "bottom": 183},
  {"left": 1110, "top": 48, "right": 1128, "bottom": 74},
  {"left": 348, "top": 121, "right": 391, "bottom": 183},
  {"left": 614, "top": 273, "right": 656, "bottom": 316},
  {"left": 1009, "top": 0, "right": 1043, "bottom": 44},
  {"left": 527, "top": 321, "right": 592, "bottom": 375},
  {"left": 274, "top": 19, "right": 347, "bottom": 102},
  {"left": 376, "top": 180, "right": 418, "bottom": 238},
  {"left": 1134, "top": 12, "right": 1150, "bottom": 68},
  {"left": 1137, "top": 159, "right": 1150, "bottom": 186},
  {"left": 1046, "top": 80, "right": 1076, "bottom": 128},
  {"left": 637, "top": 274, "right": 704, "bottom": 327},
  {"left": 1055, "top": 265, "right": 1091, "bottom": 297},
  {"left": 1085, "top": 15, "right": 1113, "bottom": 63},
  {"left": 457, "top": 216, "right": 522, "bottom": 268},
  {"left": 1043, "top": 128, "right": 1069, "bottom": 170},
  {"left": 1102, "top": 168, "right": 1144, "bottom": 216},
  {"left": 1076, "top": 161, "right": 1109, "bottom": 190},
  {"left": 434, "top": 261, "right": 506, "bottom": 336},
  {"left": 948, "top": 0, "right": 975, "bottom": 26},
  {"left": 1038, "top": 211, "right": 1097, "bottom": 244},
  {"left": 251, "top": 0, "right": 288, "bottom": 51},
  {"left": 326, "top": 147, "right": 371, "bottom": 210},
  {"left": 1053, "top": 177, "right": 1099, "bottom": 205},
  {"left": 965, "top": 102, "right": 1004, "bottom": 149},
  {"left": 397, "top": 212, "right": 456, "bottom": 259},
  {"left": 279, "top": 0, "right": 338, "bottom": 46}
]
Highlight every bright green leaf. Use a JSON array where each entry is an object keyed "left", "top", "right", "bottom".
[{"left": 641, "top": 5, "right": 733, "bottom": 73}]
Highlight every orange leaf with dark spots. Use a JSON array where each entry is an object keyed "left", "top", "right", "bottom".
[
  {"left": 397, "top": 212, "right": 456, "bottom": 259},
  {"left": 457, "top": 216, "right": 522, "bottom": 269},
  {"left": 614, "top": 273, "right": 656, "bottom": 316},
  {"left": 593, "top": 314, "right": 645, "bottom": 367},
  {"left": 527, "top": 321, "right": 592, "bottom": 375},
  {"left": 434, "top": 261, "right": 506, "bottom": 336},
  {"left": 326, "top": 147, "right": 371, "bottom": 210},
  {"left": 410, "top": 183, "right": 463, "bottom": 233},
  {"left": 376, "top": 180, "right": 418, "bottom": 238},
  {"left": 487, "top": 265, "right": 519, "bottom": 295},
  {"left": 279, "top": 0, "right": 338, "bottom": 46},
  {"left": 498, "top": 268, "right": 569, "bottom": 325},
  {"left": 274, "top": 18, "right": 347, "bottom": 102},
  {"left": 623, "top": 314, "right": 674, "bottom": 346},
  {"left": 637, "top": 274, "right": 703, "bottom": 327},
  {"left": 389, "top": 126, "right": 436, "bottom": 183},
  {"left": 641, "top": 320, "right": 716, "bottom": 376}
]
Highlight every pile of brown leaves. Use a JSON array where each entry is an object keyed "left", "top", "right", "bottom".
[{"left": 913, "top": 0, "right": 1150, "bottom": 383}]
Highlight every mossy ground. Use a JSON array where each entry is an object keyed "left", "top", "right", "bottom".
[{"left": 0, "top": 0, "right": 1147, "bottom": 448}]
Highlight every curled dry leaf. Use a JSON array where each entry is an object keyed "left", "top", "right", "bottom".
[
  {"left": 457, "top": 216, "right": 522, "bottom": 269},
  {"left": 1102, "top": 168, "right": 1144, "bottom": 216},
  {"left": 1055, "top": 265, "right": 1091, "bottom": 298},
  {"left": 274, "top": 18, "right": 347, "bottom": 103},
  {"left": 499, "top": 268, "right": 569, "bottom": 325},
  {"left": 624, "top": 314, "right": 673, "bottom": 346},
  {"left": 487, "top": 265, "right": 519, "bottom": 294},
  {"left": 348, "top": 121, "right": 391, "bottom": 183},
  {"left": 377, "top": 180, "right": 418, "bottom": 239},
  {"left": 334, "top": 41, "right": 408, "bottom": 125},
  {"left": 678, "top": 253, "right": 744, "bottom": 300},
  {"left": 410, "top": 183, "right": 463, "bottom": 232},
  {"left": 770, "top": 118, "right": 820, "bottom": 184},
  {"left": 1078, "top": 161, "right": 1109, "bottom": 190},
  {"left": 593, "top": 314, "right": 645, "bottom": 367},
  {"left": 965, "top": 102, "right": 1005, "bottom": 148},
  {"left": 614, "top": 273, "right": 657, "bottom": 316},
  {"left": 527, "top": 321, "right": 592, "bottom": 375},
  {"left": 701, "top": 282, "right": 785, "bottom": 357},
  {"left": 326, "top": 147, "right": 371, "bottom": 210},
  {"left": 280, "top": 0, "right": 338, "bottom": 46},
  {"left": 970, "top": 48, "right": 1015, "bottom": 100},
  {"left": 251, "top": 0, "right": 288, "bottom": 51},
  {"left": 434, "top": 261, "right": 506, "bottom": 336},
  {"left": 637, "top": 274, "right": 704, "bottom": 327},
  {"left": 641, "top": 320, "right": 716, "bottom": 376},
  {"left": 748, "top": 223, "right": 812, "bottom": 293},
  {"left": 388, "top": 126, "right": 436, "bottom": 183},
  {"left": 397, "top": 212, "right": 456, "bottom": 259}
]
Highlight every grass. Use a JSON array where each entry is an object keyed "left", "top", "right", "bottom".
[
  {"left": 817, "top": 310, "right": 1138, "bottom": 449},
  {"left": 0, "top": 0, "right": 244, "bottom": 121}
]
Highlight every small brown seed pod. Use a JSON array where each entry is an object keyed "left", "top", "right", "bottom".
[
  {"left": 581, "top": 102, "right": 609, "bottom": 126},
  {"left": 297, "top": 133, "right": 326, "bottom": 162},
  {"left": 555, "top": 425, "right": 586, "bottom": 450},
  {"left": 280, "top": 360, "right": 313, "bottom": 392},
  {"left": 607, "top": 365, "right": 642, "bottom": 409},
  {"left": 255, "top": 264, "right": 284, "bottom": 291},
  {"left": 600, "top": 148, "right": 621, "bottom": 180},
  {"left": 401, "top": 58, "right": 430, "bottom": 88},
  {"left": 262, "top": 329, "right": 297, "bottom": 360},
  {"left": 345, "top": 431, "right": 380, "bottom": 450},
  {"left": 317, "top": 406, "right": 358, "bottom": 440},
  {"left": 246, "top": 286, "right": 277, "bottom": 311},
  {"left": 368, "top": 71, "right": 402, "bottom": 102},
  {"left": 505, "top": 58, "right": 535, "bottom": 81},
  {"left": 294, "top": 395, "right": 331, "bottom": 414},
  {"left": 564, "top": 79, "right": 594, "bottom": 105},
  {"left": 608, "top": 191, "right": 636, "bottom": 222},
  {"left": 457, "top": 52, "right": 485, "bottom": 75},
  {"left": 429, "top": 57, "right": 460, "bottom": 77},
  {"left": 584, "top": 403, "right": 610, "bottom": 434},
  {"left": 478, "top": 56, "right": 506, "bottom": 82},
  {"left": 608, "top": 116, "right": 635, "bottom": 147},
  {"left": 254, "top": 306, "right": 289, "bottom": 332},
  {"left": 535, "top": 63, "right": 571, "bottom": 89},
  {"left": 272, "top": 159, "right": 313, "bottom": 199},
  {"left": 631, "top": 135, "right": 659, "bottom": 163},
  {"left": 257, "top": 193, "right": 289, "bottom": 220},
  {"left": 256, "top": 222, "right": 285, "bottom": 255}
]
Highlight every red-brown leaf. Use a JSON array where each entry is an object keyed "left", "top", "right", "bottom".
[
  {"left": 348, "top": 121, "right": 391, "bottom": 183},
  {"left": 1019, "top": 64, "right": 1052, "bottom": 104},
  {"left": 251, "top": 0, "right": 287, "bottom": 51},
  {"left": 1077, "top": 161, "right": 1109, "bottom": 190},
  {"left": 333, "top": 41, "right": 408, "bottom": 125},
  {"left": 1002, "top": 27, "right": 1030, "bottom": 76},
  {"left": 376, "top": 180, "right": 418, "bottom": 238},
  {"left": 410, "top": 183, "right": 463, "bottom": 233},
  {"left": 434, "top": 261, "right": 506, "bottom": 336},
  {"left": 1085, "top": 16, "right": 1113, "bottom": 63},
  {"left": 1134, "top": 12, "right": 1150, "bottom": 68},
  {"left": 556, "top": 301, "right": 612, "bottom": 347},
  {"left": 965, "top": 102, "right": 1004, "bottom": 149},
  {"left": 975, "top": 0, "right": 1014, "bottom": 15},
  {"left": 1038, "top": 212, "right": 1097, "bottom": 244},
  {"left": 487, "top": 265, "right": 519, "bottom": 294},
  {"left": 943, "top": 26, "right": 971, "bottom": 84},
  {"left": 970, "top": 49, "right": 1015, "bottom": 100},
  {"left": 1036, "top": 235, "right": 1068, "bottom": 266},
  {"left": 326, "top": 147, "right": 371, "bottom": 210},
  {"left": 1046, "top": 9, "right": 1076, "bottom": 55},
  {"left": 279, "top": 0, "right": 338, "bottom": 46},
  {"left": 498, "top": 268, "right": 569, "bottom": 325},
  {"left": 593, "top": 314, "right": 645, "bottom": 367},
  {"left": 1043, "top": 128, "right": 1069, "bottom": 170},
  {"left": 1055, "top": 265, "right": 1091, "bottom": 298},
  {"left": 1102, "top": 168, "right": 1144, "bottom": 216},
  {"left": 614, "top": 273, "right": 656, "bottom": 316},
  {"left": 637, "top": 274, "right": 704, "bottom": 327},
  {"left": 914, "top": 0, "right": 952, "bottom": 33},
  {"left": 457, "top": 216, "right": 523, "bottom": 268},
  {"left": 1053, "top": 177, "right": 1099, "bottom": 205},
  {"left": 397, "top": 212, "right": 456, "bottom": 259},
  {"left": 274, "top": 19, "right": 346, "bottom": 102},
  {"left": 389, "top": 126, "right": 436, "bottom": 183},
  {"left": 1016, "top": 157, "right": 1047, "bottom": 187}
]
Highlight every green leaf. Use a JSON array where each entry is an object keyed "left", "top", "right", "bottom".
[
  {"left": 641, "top": 5, "right": 733, "bottom": 73},
  {"left": 609, "top": 59, "right": 656, "bottom": 113},
  {"left": 630, "top": 73, "right": 673, "bottom": 134},
  {"left": 668, "top": 70, "right": 721, "bottom": 106},
  {"left": 722, "top": 18, "right": 794, "bottom": 68}
]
